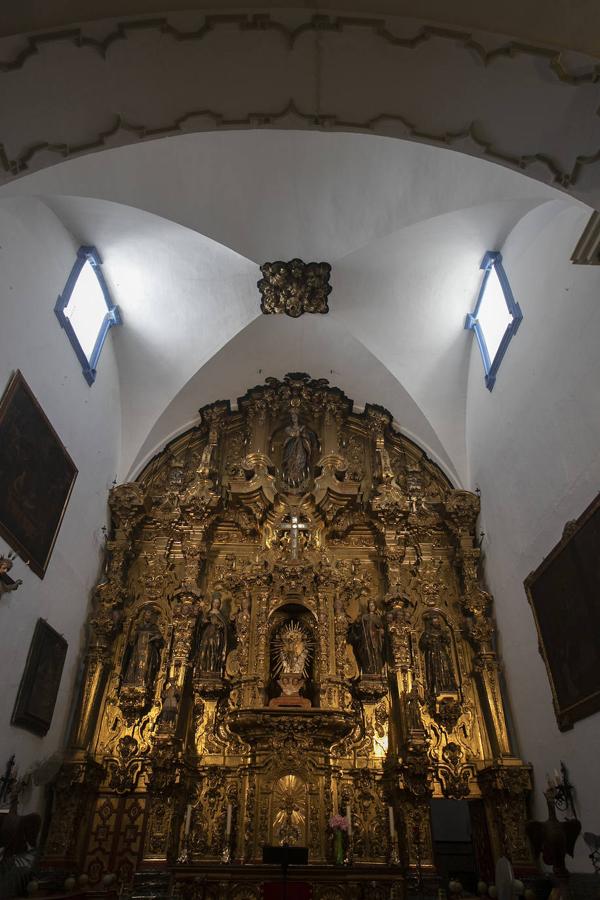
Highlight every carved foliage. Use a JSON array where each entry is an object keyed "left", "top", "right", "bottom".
[{"left": 258, "top": 259, "right": 332, "bottom": 317}]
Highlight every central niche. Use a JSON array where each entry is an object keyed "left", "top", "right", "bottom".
[
  {"left": 271, "top": 774, "right": 308, "bottom": 846},
  {"left": 268, "top": 603, "right": 317, "bottom": 708}
]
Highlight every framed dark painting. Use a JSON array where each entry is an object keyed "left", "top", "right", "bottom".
[
  {"left": 0, "top": 371, "right": 77, "bottom": 578},
  {"left": 525, "top": 491, "right": 600, "bottom": 731},
  {"left": 11, "top": 618, "right": 68, "bottom": 736}
]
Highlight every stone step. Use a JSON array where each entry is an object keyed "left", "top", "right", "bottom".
[{"left": 130, "top": 870, "right": 171, "bottom": 900}]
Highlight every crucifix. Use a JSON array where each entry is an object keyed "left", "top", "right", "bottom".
[{"left": 279, "top": 515, "right": 310, "bottom": 560}]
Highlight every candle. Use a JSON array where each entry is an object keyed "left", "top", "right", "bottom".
[
  {"left": 184, "top": 804, "right": 192, "bottom": 837},
  {"left": 346, "top": 803, "right": 352, "bottom": 837},
  {"left": 226, "top": 802, "right": 232, "bottom": 837},
  {"left": 388, "top": 805, "right": 395, "bottom": 838},
  {"left": 554, "top": 768, "right": 561, "bottom": 784}
]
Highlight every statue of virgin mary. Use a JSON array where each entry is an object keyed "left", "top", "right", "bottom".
[{"left": 281, "top": 409, "right": 319, "bottom": 488}]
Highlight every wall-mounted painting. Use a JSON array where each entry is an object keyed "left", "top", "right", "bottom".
[
  {"left": 11, "top": 618, "right": 68, "bottom": 736},
  {"left": 525, "top": 491, "right": 600, "bottom": 731},
  {"left": 0, "top": 371, "right": 77, "bottom": 578}
]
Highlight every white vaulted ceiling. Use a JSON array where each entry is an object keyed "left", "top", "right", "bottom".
[{"left": 0, "top": 130, "right": 577, "bottom": 484}]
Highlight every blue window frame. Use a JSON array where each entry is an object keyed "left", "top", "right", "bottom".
[
  {"left": 54, "top": 246, "right": 121, "bottom": 385},
  {"left": 465, "top": 251, "right": 522, "bottom": 391}
]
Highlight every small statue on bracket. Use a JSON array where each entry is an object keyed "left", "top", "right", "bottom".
[
  {"left": 159, "top": 680, "right": 180, "bottom": 726},
  {"left": 0, "top": 554, "right": 23, "bottom": 598},
  {"left": 197, "top": 593, "right": 229, "bottom": 675},
  {"left": 419, "top": 614, "right": 457, "bottom": 699},
  {"left": 350, "top": 599, "right": 388, "bottom": 700},
  {"left": 121, "top": 608, "right": 164, "bottom": 693},
  {"left": 350, "top": 599, "right": 385, "bottom": 675}
]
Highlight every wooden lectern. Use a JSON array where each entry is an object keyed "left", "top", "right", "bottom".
[{"left": 262, "top": 846, "right": 310, "bottom": 900}]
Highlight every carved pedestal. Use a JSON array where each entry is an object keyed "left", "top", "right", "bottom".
[{"left": 479, "top": 764, "right": 535, "bottom": 874}]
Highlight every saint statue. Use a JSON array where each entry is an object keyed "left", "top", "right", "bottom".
[
  {"left": 122, "top": 608, "right": 163, "bottom": 692},
  {"left": 419, "top": 615, "right": 457, "bottom": 698},
  {"left": 281, "top": 409, "right": 319, "bottom": 488},
  {"left": 236, "top": 593, "right": 251, "bottom": 635},
  {"left": 160, "top": 681, "right": 180, "bottom": 724},
  {"left": 386, "top": 597, "right": 413, "bottom": 671},
  {"left": 406, "top": 680, "right": 424, "bottom": 732},
  {"left": 350, "top": 599, "right": 385, "bottom": 675},
  {"left": 197, "top": 594, "right": 229, "bottom": 674}
]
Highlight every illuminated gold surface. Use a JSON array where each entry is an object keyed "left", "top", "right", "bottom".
[{"left": 47, "top": 374, "right": 532, "bottom": 883}]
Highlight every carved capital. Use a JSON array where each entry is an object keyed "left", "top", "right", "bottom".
[
  {"left": 479, "top": 764, "right": 532, "bottom": 799},
  {"left": 109, "top": 482, "right": 146, "bottom": 538},
  {"left": 444, "top": 489, "right": 480, "bottom": 537}
]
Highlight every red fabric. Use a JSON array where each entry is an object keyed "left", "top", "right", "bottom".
[{"left": 262, "top": 882, "right": 311, "bottom": 900}]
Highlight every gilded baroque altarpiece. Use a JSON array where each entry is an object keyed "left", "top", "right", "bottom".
[{"left": 45, "top": 374, "right": 532, "bottom": 895}]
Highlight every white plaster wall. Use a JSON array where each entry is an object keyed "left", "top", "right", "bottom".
[
  {"left": 466, "top": 199, "right": 600, "bottom": 870},
  {"left": 0, "top": 197, "right": 121, "bottom": 814}
]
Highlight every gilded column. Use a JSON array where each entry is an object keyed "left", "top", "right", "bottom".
[
  {"left": 446, "top": 490, "right": 512, "bottom": 758},
  {"left": 72, "top": 483, "right": 146, "bottom": 750}
]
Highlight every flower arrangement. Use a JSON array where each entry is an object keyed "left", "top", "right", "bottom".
[{"left": 329, "top": 814, "right": 349, "bottom": 832}]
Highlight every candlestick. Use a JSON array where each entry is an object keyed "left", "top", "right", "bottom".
[
  {"left": 184, "top": 803, "right": 192, "bottom": 837},
  {"left": 388, "top": 805, "right": 395, "bottom": 838},
  {"left": 226, "top": 802, "right": 232, "bottom": 837}
]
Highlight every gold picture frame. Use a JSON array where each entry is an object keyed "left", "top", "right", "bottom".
[
  {"left": 525, "top": 491, "right": 600, "bottom": 731},
  {"left": 0, "top": 371, "right": 77, "bottom": 578}
]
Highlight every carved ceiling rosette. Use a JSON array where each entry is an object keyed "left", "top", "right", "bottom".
[{"left": 258, "top": 259, "right": 332, "bottom": 317}]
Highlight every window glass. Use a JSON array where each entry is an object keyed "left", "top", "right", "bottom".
[
  {"left": 477, "top": 265, "right": 512, "bottom": 362},
  {"left": 62, "top": 259, "right": 108, "bottom": 360},
  {"left": 55, "top": 247, "right": 121, "bottom": 385}
]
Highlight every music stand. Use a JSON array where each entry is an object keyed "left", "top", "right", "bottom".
[{"left": 262, "top": 845, "right": 308, "bottom": 900}]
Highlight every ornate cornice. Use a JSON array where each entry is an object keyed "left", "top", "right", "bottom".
[
  {"left": 1, "top": 13, "right": 598, "bottom": 86},
  {"left": 0, "top": 14, "right": 598, "bottom": 191},
  {"left": 0, "top": 102, "right": 594, "bottom": 189}
]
